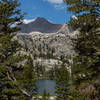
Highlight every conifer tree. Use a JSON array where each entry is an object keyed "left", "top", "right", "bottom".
[
  {"left": 64, "top": 0, "right": 100, "bottom": 99},
  {"left": 41, "top": 90, "right": 50, "bottom": 100},
  {"left": 0, "top": 0, "right": 25, "bottom": 34},
  {"left": 55, "top": 62, "right": 70, "bottom": 100},
  {"left": 0, "top": 34, "right": 25, "bottom": 99},
  {"left": 0, "top": 34, "right": 38, "bottom": 100},
  {"left": 0, "top": 0, "right": 37, "bottom": 100}
]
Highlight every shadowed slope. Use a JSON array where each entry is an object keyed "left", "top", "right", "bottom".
[{"left": 19, "top": 17, "right": 63, "bottom": 33}]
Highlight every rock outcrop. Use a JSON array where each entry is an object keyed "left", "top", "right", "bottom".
[{"left": 16, "top": 17, "right": 77, "bottom": 72}]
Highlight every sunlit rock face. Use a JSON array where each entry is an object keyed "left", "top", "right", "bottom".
[
  {"left": 18, "top": 17, "right": 76, "bottom": 56},
  {"left": 16, "top": 17, "right": 77, "bottom": 71}
]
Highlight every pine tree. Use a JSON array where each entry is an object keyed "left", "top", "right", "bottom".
[
  {"left": 18, "top": 56, "right": 38, "bottom": 99},
  {"left": 0, "top": 0, "right": 37, "bottom": 99},
  {"left": 0, "top": 34, "right": 25, "bottom": 99},
  {"left": 64, "top": 0, "right": 100, "bottom": 99},
  {"left": 41, "top": 90, "right": 50, "bottom": 100},
  {"left": 55, "top": 61, "right": 70, "bottom": 100},
  {"left": 0, "top": 0, "right": 25, "bottom": 34},
  {"left": 0, "top": 32, "right": 37, "bottom": 100}
]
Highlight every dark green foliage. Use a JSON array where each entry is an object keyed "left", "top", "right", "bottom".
[
  {"left": 0, "top": 0, "right": 25, "bottom": 34},
  {"left": 55, "top": 62, "right": 70, "bottom": 100},
  {"left": 0, "top": 34, "right": 37, "bottom": 100},
  {"left": 64, "top": 0, "right": 100, "bottom": 99},
  {"left": 18, "top": 57, "right": 38, "bottom": 97},
  {"left": 66, "top": 0, "right": 100, "bottom": 82},
  {"left": 64, "top": 0, "right": 100, "bottom": 31},
  {"left": 0, "top": 34, "right": 25, "bottom": 100},
  {"left": 41, "top": 90, "right": 50, "bottom": 100},
  {"left": 0, "top": 0, "right": 37, "bottom": 99}
]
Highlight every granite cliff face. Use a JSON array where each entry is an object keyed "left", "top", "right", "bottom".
[
  {"left": 16, "top": 17, "right": 77, "bottom": 72},
  {"left": 18, "top": 17, "right": 76, "bottom": 56}
]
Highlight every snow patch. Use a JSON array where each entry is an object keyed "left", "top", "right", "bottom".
[{"left": 23, "top": 19, "right": 36, "bottom": 24}]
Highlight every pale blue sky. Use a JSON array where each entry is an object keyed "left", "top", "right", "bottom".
[{"left": 19, "top": 0, "right": 73, "bottom": 24}]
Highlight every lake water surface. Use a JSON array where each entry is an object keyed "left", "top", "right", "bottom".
[{"left": 37, "top": 80, "right": 56, "bottom": 95}]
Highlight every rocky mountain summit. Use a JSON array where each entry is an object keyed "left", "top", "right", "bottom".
[
  {"left": 19, "top": 17, "right": 63, "bottom": 33},
  {"left": 16, "top": 17, "right": 77, "bottom": 74},
  {"left": 18, "top": 17, "right": 76, "bottom": 56}
]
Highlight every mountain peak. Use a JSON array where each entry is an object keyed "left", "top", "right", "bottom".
[
  {"left": 34, "top": 17, "right": 52, "bottom": 24},
  {"left": 36, "top": 17, "right": 47, "bottom": 21},
  {"left": 19, "top": 17, "right": 63, "bottom": 33}
]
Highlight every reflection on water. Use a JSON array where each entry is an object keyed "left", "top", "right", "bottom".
[{"left": 37, "top": 80, "right": 56, "bottom": 95}]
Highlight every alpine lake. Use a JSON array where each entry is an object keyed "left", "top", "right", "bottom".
[{"left": 37, "top": 80, "right": 56, "bottom": 95}]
